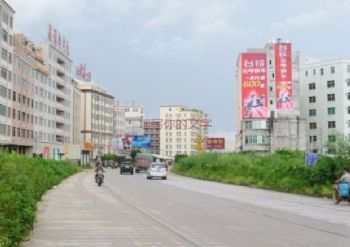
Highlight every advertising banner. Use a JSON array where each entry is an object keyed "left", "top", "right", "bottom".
[
  {"left": 132, "top": 135, "right": 152, "bottom": 148},
  {"left": 275, "top": 43, "right": 293, "bottom": 110},
  {"left": 241, "top": 52, "right": 268, "bottom": 118},
  {"left": 206, "top": 138, "right": 225, "bottom": 150},
  {"left": 111, "top": 138, "right": 124, "bottom": 150},
  {"left": 43, "top": 146, "right": 50, "bottom": 158}
]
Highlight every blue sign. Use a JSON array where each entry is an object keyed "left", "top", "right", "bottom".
[
  {"left": 132, "top": 135, "right": 152, "bottom": 148},
  {"left": 305, "top": 153, "right": 320, "bottom": 166}
]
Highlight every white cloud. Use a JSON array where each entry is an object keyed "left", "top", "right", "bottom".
[
  {"left": 11, "top": 0, "right": 87, "bottom": 31},
  {"left": 271, "top": 0, "right": 350, "bottom": 31}
]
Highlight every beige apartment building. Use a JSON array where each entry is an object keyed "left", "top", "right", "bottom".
[
  {"left": 79, "top": 81, "right": 114, "bottom": 157},
  {"left": 160, "top": 105, "right": 209, "bottom": 158},
  {"left": 113, "top": 102, "right": 126, "bottom": 138},
  {"left": 0, "top": 0, "right": 15, "bottom": 150}
]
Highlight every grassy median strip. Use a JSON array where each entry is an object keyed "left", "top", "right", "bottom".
[
  {"left": 172, "top": 150, "right": 349, "bottom": 197},
  {"left": 0, "top": 151, "right": 80, "bottom": 247}
]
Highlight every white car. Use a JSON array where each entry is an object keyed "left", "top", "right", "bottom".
[{"left": 147, "top": 162, "right": 167, "bottom": 180}]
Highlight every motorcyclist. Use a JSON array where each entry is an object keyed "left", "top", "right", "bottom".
[
  {"left": 95, "top": 162, "right": 105, "bottom": 181},
  {"left": 335, "top": 167, "right": 350, "bottom": 184},
  {"left": 334, "top": 167, "right": 350, "bottom": 204}
]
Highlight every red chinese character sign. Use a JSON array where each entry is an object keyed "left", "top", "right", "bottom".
[
  {"left": 275, "top": 43, "right": 293, "bottom": 110},
  {"left": 47, "top": 24, "right": 70, "bottom": 57},
  {"left": 206, "top": 138, "right": 225, "bottom": 150},
  {"left": 241, "top": 53, "right": 268, "bottom": 119}
]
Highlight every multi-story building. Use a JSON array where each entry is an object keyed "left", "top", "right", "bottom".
[
  {"left": 39, "top": 39, "right": 82, "bottom": 160},
  {"left": 300, "top": 59, "right": 350, "bottom": 153},
  {"left": 144, "top": 119, "right": 160, "bottom": 155},
  {"left": 72, "top": 79, "right": 81, "bottom": 146},
  {"left": 160, "top": 105, "right": 209, "bottom": 158},
  {"left": 123, "top": 103, "right": 144, "bottom": 136},
  {"left": 0, "top": 0, "right": 15, "bottom": 150},
  {"left": 12, "top": 34, "right": 36, "bottom": 155},
  {"left": 79, "top": 81, "right": 114, "bottom": 157},
  {"left": 113, "top": 102, "right": 126, "bottom": 138},
  {"left": 235, "top": 39, "right": 306, "bottom": 153}
]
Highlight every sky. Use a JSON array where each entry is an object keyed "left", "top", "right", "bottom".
[{"left": 9, "top": 0, "right": 350, "bottom": 139}]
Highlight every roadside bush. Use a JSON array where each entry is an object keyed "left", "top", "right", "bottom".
[
  {"left": 0, "top": 151, "right": 80, "bottom": 247},
  {"left": 172, "top": 151, "right": 343, "bottom": 197}
]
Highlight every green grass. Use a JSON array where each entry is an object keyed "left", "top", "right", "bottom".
[
  {"left": 172, "top": 150, "right": 350, "bottom": 197},
  {"left": 0, "top": 151, "right": 80, "bottom": 247}
]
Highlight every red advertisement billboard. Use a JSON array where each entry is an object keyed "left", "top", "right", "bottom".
[
  {"left": 206, "top": 138, "right": 225, "bottom": 150},
  {"left": 241, "top": 53, "right": 268, "bottom": 119},
  {"left": 275, "top": 43, "right": 293, "bottom": 109}
]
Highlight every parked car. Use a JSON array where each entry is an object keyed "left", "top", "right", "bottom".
[
  {"left": 147, "top": 162, "right": 167, "bottom": 180},
  {"left": 120, "top": 162, "right": 134, "bottom": 175}
]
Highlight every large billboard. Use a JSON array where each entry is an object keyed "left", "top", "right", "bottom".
[
  {"left": 241, "top": 52, "right": 268, "bottom": 118},
  {"left": 132, "top": 135, "right": 152, "bottom": 148},
  {"left": 275, "top": 43, "right": 293, "bottom": 110},
  {"left": 206, "top": 138, "right": 225, "bottom": 150}
]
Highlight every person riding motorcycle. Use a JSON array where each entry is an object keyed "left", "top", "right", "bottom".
[
  {"left": 335, "top": 167, "right": 350, "bottom": 184},
  {"left": 95, "top": 162, "right": 105, "bottom": 181},
  {"left": 334, "top": 167, "right": 350, "bottom": 204}
]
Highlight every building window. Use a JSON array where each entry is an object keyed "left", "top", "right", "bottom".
[
  {"left": 309, "top": 122, "right": 317, "bottom": 129},
  {"left": 1, "top": 48, "right": 7, "bottom": 61},
  {"left": 1, "top": 29, "right": 8, "bottom": 43},
  {"left": 328, "top": 135, "right": 336, "bottom": 143},
  {"left": 309, "top": 135, "right": 317, "bottom": 143},
  {"left": 305, "top": 70, "right": 308, "bottom": 76},
  {"left": 330, "top": 66, "right": 335, "bottom": 74},
  {"left": 309, "top": 83, "right": 316, "bottom": 90},
  {"left": 0, "top": 84, "right": 6, "bottom": 98},
  {"left": 328, "top": 121, "right": 336, "bottom": 128},
  {"left": 0, "top": 104, "right": 6, "bottom": 116},
  {"left": 309, "top": 96, "right": 316, "bottom": 103},
  {"left": 328, "top": 107, "right": 336, "bottom": 115},
  {"left": 1, "top": 67, "right": 7, "bottom": 79},
  {"left": 327, "top": 94, "right": 335, "bottom": 101},
  {"left": 320, "top": 68, "right": 324, "bottom": 75},
  {"left": 347, "top": 65, "right": 350, "bottom": 73},
  {"left": 309, "top": 109, "right": 316, "bottom": 116},
  {"left": 313, "top": 69, "right": 316, "bottom": 75},
  {"left": 244, "top": 121, "right": 252, "bottom": 129},
  {"left": 327, "top": 80, "right": 335, "bottom": 88}
]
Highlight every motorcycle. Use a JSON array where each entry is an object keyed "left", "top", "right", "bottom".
[
  {"left": 332, "top": 182, "right": 350, "bottom": 204},
  {"left": 95, "top": 171, "right": 104, "bottom": 186}
]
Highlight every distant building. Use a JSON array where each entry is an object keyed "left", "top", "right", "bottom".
[
  {"left": 144, "top": 119, "right": 160, "bottom": 155},
  {"left": 113, "top": 102, "right": 126, "bottom": 138},
  {"left": 160, "top": 105, "right": 209, "bottom": 158},
  {"left": 235, "top": 39, "right": 306, "bottom": 153},
  {"left": 300, "top": 59, "right": 350, "bottom": 153},
  {"left": 78, "top": 81, "right": 114, "bottom": 156},
  {"left": 123, "top": 104, "right": 144, "bottom": 136}
]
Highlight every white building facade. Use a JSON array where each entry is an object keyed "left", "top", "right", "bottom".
[
  {"left": 160, "top": 105, "right": 208, "bottom": 158},
  {"left": 0, "top": 0, "right": 15, "bottom": 150},
  {"left": 123, "top": 104, "right": 144, "bottom": 136},
  {"left": 300, "top": 59, "right": 350, "bottom": 153}
]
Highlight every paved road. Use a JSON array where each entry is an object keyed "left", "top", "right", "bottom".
[{"left": 22, "top": 169, "right": 350, "bottom": 247}]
